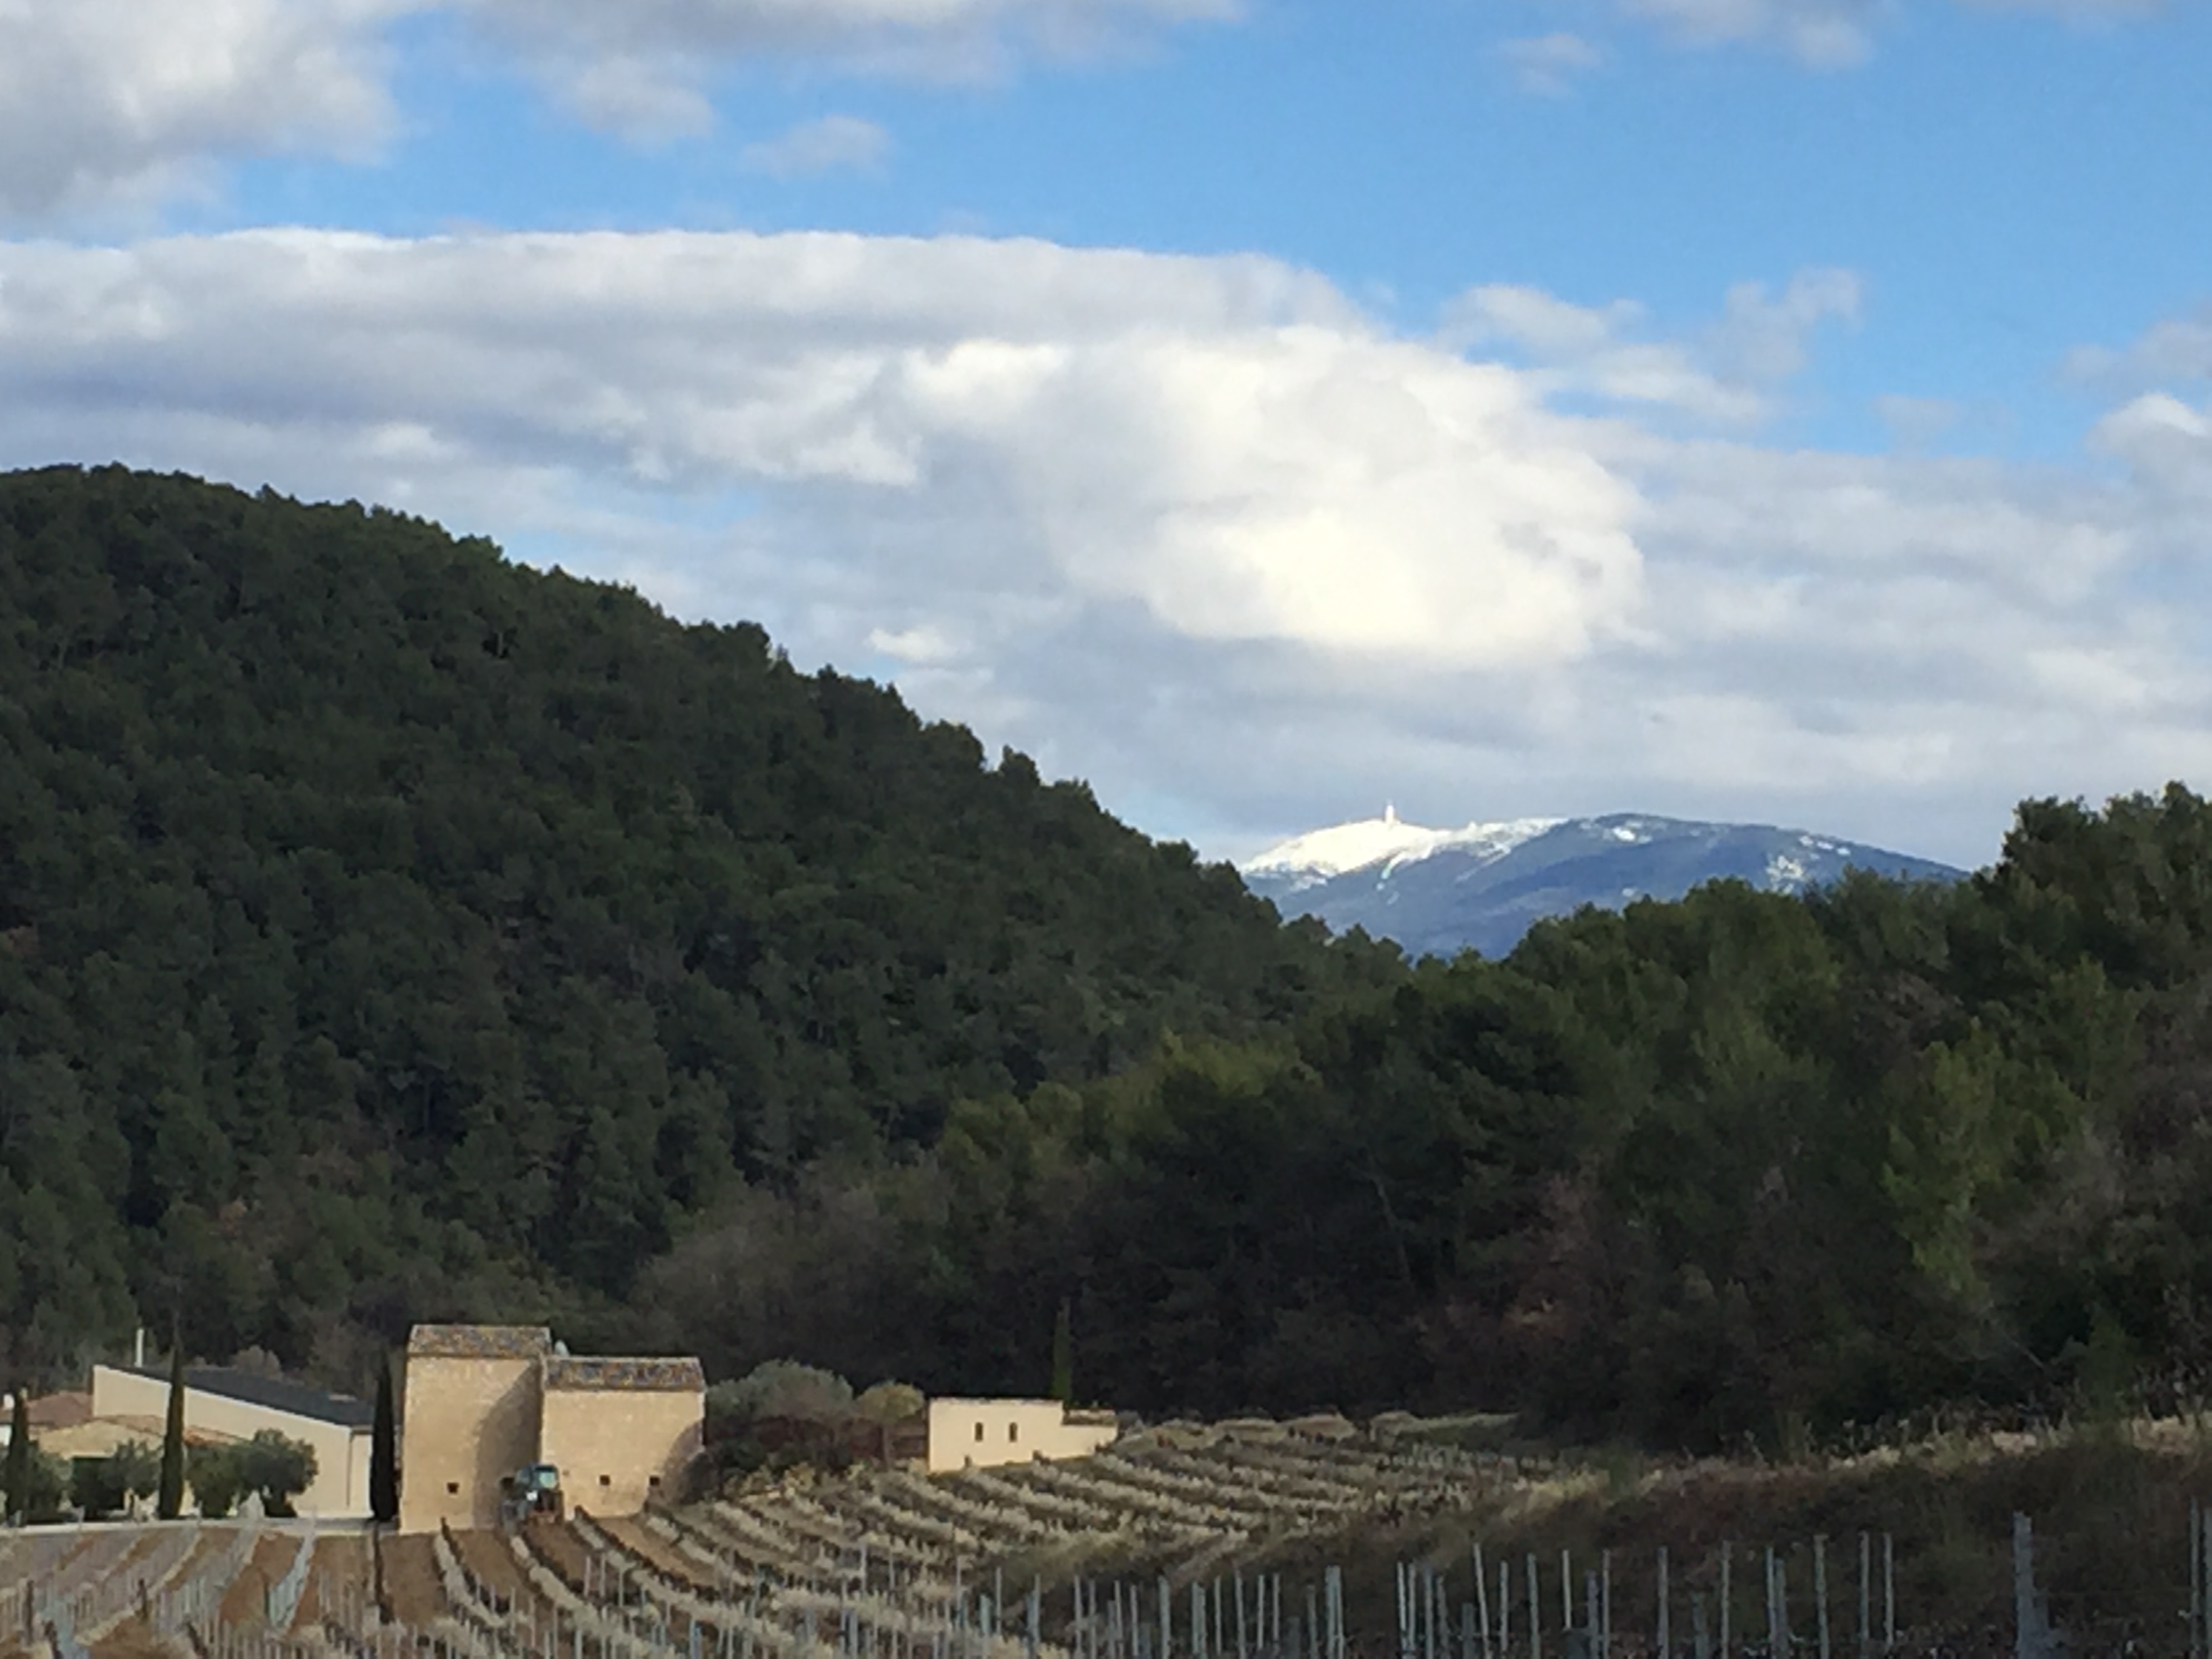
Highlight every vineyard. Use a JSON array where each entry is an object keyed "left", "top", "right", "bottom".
[
  {"left": 12, "top": 1420, "right": 2206, "bottom": 1659},
  {"left": 0, "top": 1422, "right": 1537, "bottom": 1659}
]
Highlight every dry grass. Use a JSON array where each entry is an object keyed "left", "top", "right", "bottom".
[{"left": 1229, "top": 1418, "right": 2212, "bottom": 1655}]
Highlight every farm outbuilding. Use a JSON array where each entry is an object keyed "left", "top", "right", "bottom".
[
  {"left": 398, "top": 1324, "right": 704, "bottom": 1534},
  {"left": 924, "top": 1397, "right": 1119, "bottom": 1472}
]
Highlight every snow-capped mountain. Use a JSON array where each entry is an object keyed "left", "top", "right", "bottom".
[{"left": 1242, "top": 809, "right": 1963, "bottom": 960}]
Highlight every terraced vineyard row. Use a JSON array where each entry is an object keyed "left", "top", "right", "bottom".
[{"left": 0, "top": 1423, "right": 1532, "bottom": 1659}]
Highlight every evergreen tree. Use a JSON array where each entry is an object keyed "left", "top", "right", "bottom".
[
  {"left": 157, "top": 1342, "right": 186, "bottom": 1519},
  {"left": 3, "top": 1388, "right": 29, "bottom": 1522},
  {"left": 369, "top": 1355, "right": 398, "bottom": 1524},
  {"left": 1050, "top": 1299, "right": 1074, "bottom": 1405}
]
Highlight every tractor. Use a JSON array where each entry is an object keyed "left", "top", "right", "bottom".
[{"left": 498, "top": 1462, "right": 564, "bottom": 1528}]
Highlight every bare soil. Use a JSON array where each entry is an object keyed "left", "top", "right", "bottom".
[
  {"left": 597, "top": 1515, "right": 718, "bottom": 1593},
  {"left": 522, "top": 1523, "right": 590, "bottom": 1593},
  {"left": 289, "top": 1535, "right": 372, "bottom": 1636},
  {"left": 377, "top": 1533, "right": 449, "bottom": 1631},
  {"left": 217, "top": 1534, "right": 302, "bottom": 1628},
  {"left": 451, "top": 1530, "right": 535, "bottom": 1611},
  {"left": 87, "top": 1616, "right": 189, "bottom": 1659}
]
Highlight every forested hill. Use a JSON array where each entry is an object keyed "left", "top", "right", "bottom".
[
  {"left": 0, "top": 465, "right": 1398, "bottom": 1380},
  {"left": 14, "top": 465, "right": 2212, "bottom": 1458}
]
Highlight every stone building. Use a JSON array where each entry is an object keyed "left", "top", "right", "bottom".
[{"left": 398, "top": 1324, "right": 704, "bottom": 1534}]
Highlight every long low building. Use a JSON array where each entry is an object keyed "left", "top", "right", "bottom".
[{"left": 88, "top": 1364, "right": 375, "bottom": 1518}]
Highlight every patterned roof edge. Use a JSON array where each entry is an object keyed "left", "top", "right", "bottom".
[
  {"left": 407, "top": 1324, "right": 554, "bottom": 1359},
  {"left": 543, "top": 1355, "right": 705, "bottom": 1393}
]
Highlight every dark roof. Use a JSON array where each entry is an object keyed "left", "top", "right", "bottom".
[
  {"left": 125, "top": 1367, "right": 375, "bottom": 1431},
  {"left": 407, "top": 1324, "right": 553, "bottom": 1359},
  {"left": 544, "top": 1356, "right": 705, "bottom": 1393}
]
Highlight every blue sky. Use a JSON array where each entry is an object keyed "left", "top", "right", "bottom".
[{"left": 3, "top": 0, "right": 2209, "bottom": 867}]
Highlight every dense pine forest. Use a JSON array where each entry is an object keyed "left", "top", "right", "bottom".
[{"left": 6, "top": 464, "right": 2212, "bottom": 1454}]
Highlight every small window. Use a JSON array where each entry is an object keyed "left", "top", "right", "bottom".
[
  {"left": 1008, "top": 1423, "right": 1019, "bottom": 1443},
  {"left": 600, "top": 1475, "right": 612, "bottom": 1487},
  {"left": 973, "top": 1422, "right": 985, "bottom": 1443},
  {"left": 648, "top": 1476, "right": 661, "bottom": 1488},
  {"left": 446, "top": 1482, "right": 460, "bottom": 1496}
]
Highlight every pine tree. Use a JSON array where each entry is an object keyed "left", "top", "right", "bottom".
[
  {"left": 1050, "top": 1298, "right": 1074, "bottom": 1405},
  {"left": 157, "top": 1341, "right": 187, "bottom": 1519},
  {"left": 369, "top": 1354, "right": 399, "bottom": 1523},
  {"left": 3, "top": 1388, "right": 29, "bottom": 1522}
]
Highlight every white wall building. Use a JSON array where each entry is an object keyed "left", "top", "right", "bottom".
[
  {"left": 89, "top": 1364, "right": 375, "bottom": 1519},
  {"left": 924, "top": 1397, "right": 1118, "bottom": 1473}
]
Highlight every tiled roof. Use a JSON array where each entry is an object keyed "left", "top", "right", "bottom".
[
  {"left": 407, "top": 1324, "right": 554, "bottom": 1359},
  {"left": 543, "top": 1356, "right": 705, "bottom": 1393},
  {"left": 27, "top": 1391, "right": 91, "bottom": 1430}
]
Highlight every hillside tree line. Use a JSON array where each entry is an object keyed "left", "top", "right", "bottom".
[{"left": 4, "top": 467, "right": 2212, "bottom": 1451}]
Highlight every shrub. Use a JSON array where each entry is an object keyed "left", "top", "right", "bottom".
[
  {"left": 70, "top": 1456, "right": 129, "bottom": 1519},
  {"left": 188, "top": 1445, "right": 244, "bottom": 1518},
  {"left": 236, "top": 1430, "right": 318, "bottom": 1517},
  {"left": 722, "top": 1360, "right": 853, "bottom": 1426}
]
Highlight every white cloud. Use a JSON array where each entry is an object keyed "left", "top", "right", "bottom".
[
  {"left": 1605, "top": 0, "right": 2162, "bottom": 66},
  {"left": 0, "top": 230, "right": 1632, "bottom": 671},
  {"left": 739, "top": 115, "right": 894, "bottom": 178},
  {"left": 0, "top": 0, "right": 1235, "bottom": 212},
  {"left": 1875, "top": 394, "right": 1963, "bottom": 449},
  {"left": 1498, "top": 33, "right": 1607, "bottom": 94},
  {"left": 1619, "top": 0, "right": 1884, "bottom": 65},
  {"left": 1439, "top": 270, "right": 1858, "bottom": 425},
  {"left": 2092, "top": 392, "right": 2212, "bottom": 502},
  {"left": 2066, "top": 306, "right": 2212, "bottom": 390},
  {"left": 454, "top": 0, "right": 1239, "bottom": 138},
  {"left": 0, "top": 0, "right": 403, "bottom": 220},
  {"left": 0, "top": 226, "right": 2201, "bottom": 870},
  {"left": 1708, "top": 268, "right": 1863, "bottom": 381}
]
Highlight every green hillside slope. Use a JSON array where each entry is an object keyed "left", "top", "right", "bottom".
[
  {"left": 0, "top": 465, "right": 1395, "bottom": 1379},
  {"left": 14, "top": 465, "right": 2212, "bottom": 1457}
]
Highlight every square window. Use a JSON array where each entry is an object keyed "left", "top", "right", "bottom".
[
  {"left": 648, "top": 1476, "right": 661, "bottom": 1488},
  {"left": 446, "top": 1482, "right": 459, "bottom": 1495},
  {"left": 600, "top": 1475, "right": 612, "bottom": 1487}
]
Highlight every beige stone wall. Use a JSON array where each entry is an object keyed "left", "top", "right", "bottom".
[
  {"left": 538, "top": 1386, "right": 704, "bottom": 1517},
  {"left": 925, "top": 1399, "right": 1119, "bottom": 1473},
  {"left": 398, "top": 1355, "right": 541, "bottom": 1534},
  {"left": 87, "top": 1366, "right": 371, "bottom": 1518}
]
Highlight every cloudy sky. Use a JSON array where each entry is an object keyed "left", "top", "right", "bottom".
[{"left": 3, "top": 0, "right": 2208, "bottom": 869}]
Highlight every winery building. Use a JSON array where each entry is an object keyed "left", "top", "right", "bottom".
[
  {"left": 398, "top": 1324, "right": 705, "bottom": 1534},
  {"left": 87, "top": 1364, "right": 376, "bottom": 1518}
]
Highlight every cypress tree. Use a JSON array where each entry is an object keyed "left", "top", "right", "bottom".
[
  {"left": 369, "top": 1354, "right": 399, "bottom": 1523},
  {"left": 1050, "top": 1298, "right": 1074, "bottom": 1405},
  {"left": 157, "top": 1342, "right": 187, "bottom": 1519},
  {"left": 3, "top": 1387, "right": 29, "bottom": 1522}
]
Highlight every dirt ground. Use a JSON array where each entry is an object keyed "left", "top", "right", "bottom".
[
  {"left": 217, "top": 1534, "right": 306, "bottom": 1628},
  {"left": 289, "top": 1535, "right": 372, "bottom": 1636},
  {"left": 596, "top": 1515, "right": 718, "bottom": 1593},
  {"left": 377, "top": 1533, "right": 450, "bottom": 1631},
  {"left": 87, "top": 1617, "right": 188, "bottom": 1659},
  {"left": 522, "top": 1522, "right": 590, "bottom": 1591},
  {"left": 451, "top": 1529, "right": 535, "bottom": 1610}
]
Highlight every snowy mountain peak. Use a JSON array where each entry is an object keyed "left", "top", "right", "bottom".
[
  {"left": 1244, "top": 812, "right": 1566, "bottom": 890},
  {"left": 1242, "top": 809, "right": 1963, "bottom": 959}
]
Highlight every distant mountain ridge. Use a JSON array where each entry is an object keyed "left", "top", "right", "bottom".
[{"left": 1243, "top": 808, "right": 1964, "bottom": 958}]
